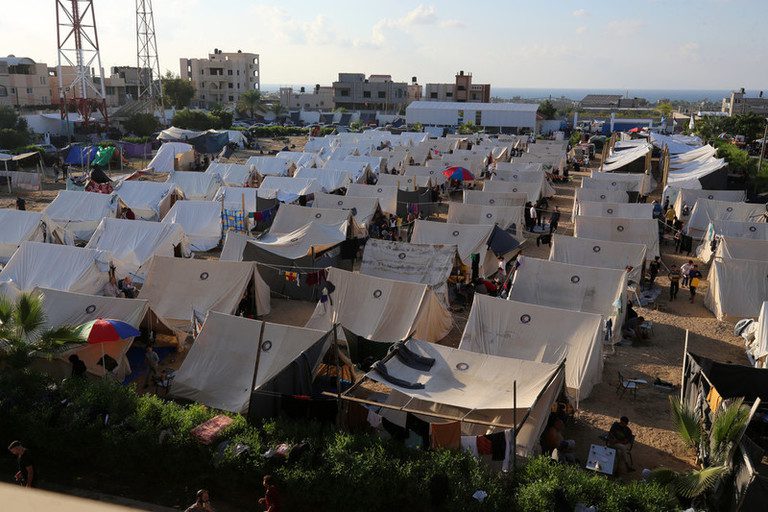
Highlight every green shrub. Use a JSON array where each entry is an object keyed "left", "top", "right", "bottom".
[
  {"left": 121, "top": 136, "right": 152, "bottom": 144},
  {"left": 123, "top": 112, "right": 160, "bottom": 137},
  {"left": 0, "top": 128, "right": 30, "bottom": 149},
  {"left": 249, "top": 126, "right": 308, "bottom": 138}
]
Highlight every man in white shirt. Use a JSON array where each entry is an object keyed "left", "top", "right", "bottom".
[
  {"left": 529, "top": 204, "right": 538, "bottom": 230},
  {"left": 680, "top": 260, "right": 693, "bottom": 288}
]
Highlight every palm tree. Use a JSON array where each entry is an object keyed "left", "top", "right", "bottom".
[
  {"left": 0, "top": 292, "right": 85, "bottom": 370},
  {"left": 237, "top": 89, "right": 265, "bottom": 119},
  {"left": 268, "top": 102, "right": 287, "bottom": 123},
  {"left": 650, "top": 397, "right": 751, "bottom": 506}
]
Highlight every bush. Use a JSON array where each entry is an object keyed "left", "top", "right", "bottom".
[
  {"left": 122, "top": 136, "right": 152, "bottom": 144},
  {"left": 123, "top": 112, "right": 160, "bottom": 137},
  {"left": 249, "top": 126, "right": 309, "bottom": 138},
  {"left": 0, "top": 128, "right": 30, "bottom": 149}
]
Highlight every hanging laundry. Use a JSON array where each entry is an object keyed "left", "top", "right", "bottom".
[
  {"left": 430, "top": 422, "right": 461, "bottom": 450},
  {"left": 285, "top": 271, "right": 298, "bottom": 282},
  {"left": 460, "top": 436, "right": 479, "bottom": 457},
  {"left": 476, "top": 435, "right": 492, "bottom": 455},
  {"left": 486, "top": 431, "right": 506, "bottom": 461}
]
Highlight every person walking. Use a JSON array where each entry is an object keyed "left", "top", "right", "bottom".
[
  {"left": 549, "top": 206, "right": 561, "bottom": 233},
  {"left": 8, "top": 441, "right": 35, "bottom": 488},
  {"left": 680, "top": 260, "right": 693, "bottom": 288},
  {"left": 664, "top": 206, "right": 676, "bottom": 233},
  {"left": 688, "top": 265, "right": 703, "bottom": 304},
  {"left": 668, "top": 265, "right": 681, "bottom": 301},
  {"left": 647, "top": 256, "right": 661, "bottom": 290},
  {"left": 528, "top": 202, "right": 538, "bottom": 231},
  {"left": 144, "top": 345, "right": 160, "bottom": 389}
]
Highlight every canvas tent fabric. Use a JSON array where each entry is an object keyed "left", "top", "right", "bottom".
[
  {"left": 269, "top": 204, "right": 361, "bottom": 238},
  {"left": 246, "top": 156, "right": 294, "bottom": 177},
  {"left": 312, "top": 192, "right": 380, "bottom": 227},
  {"left": 460, "top": 295, "right": 603, "bottom": 402},
  {"left": 0, "top": 210, "right": 58, "bottom": 264},
  {"left": 44, "top": 190, "right": 122, "bottom": 242},
  {"left": 494, "top": 162, "right": 544, "bottom": 172},
  {"left": 0, "top": 242, "right": 111, "bottom": 298},
  {"left": 410, "top": 220, "right": 496, "bottom": 274},
  {"left": 171, "top": 311, "right": 329, "bottom": 414},
  {"left": 576, "top": 202, "right": 653, "bottom": 219},
  {"left": 747, "top": 302, "right": 768, "bottom": 368},
  {"left": 463, "top": 190, "right": 527, "bottom": 207},
  {"left": 447, "top": 203, "right": 524, "bottom": 233},
  {"left": 251, "top": 221, "right": 346, "bottom": 260},
  {"left": 205, "top": 162, "right": 254, "bottom": 187},
  {"left": 355, "top": 339, "right": 565, "bottom": 455},
  {"left": 601, "top": 144, "right": 651, "bottom": 173},
  {"left": 214, "top": 186, "right": 277, "bottom": 216},
  {"left": 161, "top": 200, "right": 222, "bottom": 252},
  {"left": 403, "top": 165, "right": 448, "bottom": 185},
  {"left": 572, "top": 188, "right": 629, "bottom": 220},
  {"left": 705, "top": 258, "right": 768, "bottom": 320},
  {"left": 166, "top": 171, "right": 222, "bottom": 200},
  {"left": 147, "top": 142, "right": 194, "bottom": 173},
  {"left": 86, "top": 218, "right": 191, "bottom": 282},
  {"left": 259, "top": 176, "right": 321, "bottom": 203},
  {"left": 483, "top": 180, "right": 542, "bottom": 203},
  {"left": 374, "top": 173, "right": 432, "bottom": 190},
  {"left": 294, "top": 167, "right": 355, "bottom": 192},
  {"left": 670, "top": 188, "right": 745, "bottom": 220},
  {"left": 305, "top": 268, "right": 452, "bottom": 344},
  {"left": 508, "top": 258, "right": 627, "bottom": 342},
  {"left": 345, "top": 183, "right": 398, "bottom": 214},
  {"left": 574, "top": 215, "right": 660, "bottom": 258},
  {"left": 219, "top": 231, "right": 249, "bottom": 262},
  {"left": 697, "top": 221, "right": 768, "bottom": 261},
  {"left": 650, "top": 132, "right": 703, "bottom": 154},
  {"left": 549, "top": 234, "right": 647, "bottom": 284},
  {"left": 713, "top": 237, "right": 768, "bottom": 262},
  {"left": 584, "top": 172, "right": 654, "bottom": 195},
  {"left": 138, "top": 256, "right": 270, "bottom": 332},
  {"left": 686, "top": 199, "right": 766, "bottom": 237},
  {"left": 491, "top": 171, "right": 556, "bottom": 198},
  {"left": 320, "top": 160, "right": 371, "bottom": 181},
  {"left": 114, "top": 181, "right": 182, "bottom": 221},
  {"left": 666, "top": 156, "right": 729, "bottom": 190},
  {"left": 275, "top": 151, "right": 320, "bottom": 168}
]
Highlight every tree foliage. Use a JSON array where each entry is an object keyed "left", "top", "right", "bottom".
[
  {"left": 655, "top": 102, "right": 674, "bottom": 119},
  {"left": 236, "top": 89, "right": 265, "bottom": 119},
  {"left": 161, "top": 71, "right": 195, "bottom": 110},
  {"left": 538, "top": 100, "right": 557, "bottom": 120},
  {"left": 123, "top": 113, "right": 159, "bottom": 137},
  {"left": 171, "top": 108, "right": 232, "bottom": 131},
  {"left": 692, "top": 113, "right": 767, "bottom": 143},
  {"left": 458, "top": 121, "right": 482, "bottom": 134}
]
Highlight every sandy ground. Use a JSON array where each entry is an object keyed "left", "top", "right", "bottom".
[{"left": 2, "top": 138, "right": 751, "bottom": 485}]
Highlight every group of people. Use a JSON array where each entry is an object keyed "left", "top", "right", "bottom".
[
  {"left": 646, "top": 256, "right": 703, "bottom": 303},
  {"left": 524, "top": 201, "right": 560, "bottom": 233},
  {"left": 184, "top": 477, "right": 280, "bottom": 512}
]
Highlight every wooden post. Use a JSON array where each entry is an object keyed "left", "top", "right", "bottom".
[
  {"left": 680, "top": 330, "right": 689, "bottom": 402},
  {"left": 241, "top": 192, "right": 247, "bottom": 233},
  {"left": 248, "top": 320, "right": 267, "bottom": 421},
  {"left": 512, "top": 380, "right": 517, "bottom": 473}
]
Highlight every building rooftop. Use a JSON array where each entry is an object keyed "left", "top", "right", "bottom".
[
  {"left": 0, "top": 55, "right": 38, "bottom": 66},
  {"left": 407, "top": 101, "right": 538, "bottom": 112}
]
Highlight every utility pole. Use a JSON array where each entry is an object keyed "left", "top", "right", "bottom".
[
  {"left": 135, "top": 0, "right": 166, "bottom": 122},
  {"left": 758, "top": 119, "right": 768, "bottom": 176}
]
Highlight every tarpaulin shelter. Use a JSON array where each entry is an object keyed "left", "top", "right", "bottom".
[
  {"left": 118, "top": 141, "right": 153, "bottom": 159},
  {"left": 345, "top": 183, "right": 398, "bottom": 214},
  {"left": 705, "top": 255, "right": 768, "bottom": 321},
  {"left": 294, "top": 167, "right": 356, "bottom": 192},
  {"left": 171, "top": 311, "right": 331, "bottom": 416},
  {"left": 686, "top": 199, "right": 766, "bottom": 238},
  {"left": 138, "top": 256, "right": 270, "bottom": 333},
  {"left": 86, "top": 218, "right": 191, "bottom": 282},
  {"left": 0, "top": 210, "right": 65, "bottom": 264},
  {"left": 214, "top": 186, "right": 276, "bottom": 216},
  {"left": 161, "top": 200, "right": 222, "bottom": 252},
  {"left": 64, "top": 144, "right": 98, "bottom": 166},
  {"left": 305, "top": 268, "right": 452, "bottom": 348},
  {"left": 447, "top": 203, "right": 524, "bottom": 234},
  {"left": 483, "top": 180, "right": 542, "bottom": 203},
  {"left": 549, "top": 234, "right": 647, "bottom": 284},
  {"left": 572, "top": 188, "right": 629, "bottom": 220},
  {"left": 312, "top": 192, "right": 381, "bottom": 228},
  {"left": 342, "top": 339, "right": 565, "bottom": 456},
  {"left": 697, "top": 221, "right": 768, "bottom": 261},
  {"left": 460, "top": 295, "right": 603, "bottom": 403},
  {"left": 584, "top": 171, "right": 654, "bottom": 196},
  {"left": 576, "top": 201, "right": 654, "bottom": 219},
  {"left": 189, "top": 131, "right": 228, "bottom": 154},
  {"left": 147, "top": 142, "right": 194, "bottom": 173},
  {"left": 403, "top": 165, "right": 448, "bottom": 185},
  {"left": 259, "top": 176, "right": 321, "bottom": 203},
  {"left": 0, "top": 242, "right": 111, "bottom": 298},
  {"left": 114, "top": 181, "right": 183, "bottom": 220},
  {"left": 166, "top": 171, "right": 222, "bottom": 200},
  {"left": 43, "top": 190, "right": 124, "bottom": 243},
  {"left": 601, "top": 144, "right": 651, "bottom": 174},
  {"left": 246, "top": 156, "right": 296, "bottom": 177},
  {"left": 574, "top": 215, "right": 660, "bottom": 258},
  {"left": 206, "top": 162, "right": 255, "bottom": 187},
  {"left": 508, "top": 258, "right": 627, "bottom": 343},
  {"left": 670, "top": 188, "right": 745, "bottom": 221},
  {"left": 463, "top": 189, "right": 527, "bottom": 207},
  {"left": 410, "top": 220, "right": 498, "bottom": 275},
  {"left": 270, "top": 204, "right": 363, "bottom": 238}
]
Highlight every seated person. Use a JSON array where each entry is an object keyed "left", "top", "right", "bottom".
[
  {"left": 607, "top": 416, "right": 635, "bottom": 472},
  {"left": 541, "top": 417, "right": 576, "bottom": 462},
  {"left": 118, "top": 276, "right": 137, "bottom": 299}
]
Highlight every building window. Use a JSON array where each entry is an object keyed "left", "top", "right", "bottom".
[
  {"left": 228, "top": 83, "right": 233, "bottom": 89},
  {"left": 229, "top": 95, "right": 234, "bottom": 101},
  {"left": 26, "top": 87, "right": 33, "bottom": 94},
  {"left": 475, "top": 111, "right": 482, "bottom": 125},
  {"left": 228, "top": 70, "right": 233, "bottom": 75},
  {"left": 237, "top": 70, "right": 240, "bottom": 76},
  {"left": 201, "top": 95, "right": 206, "bottom": 100},
  {"left": 430, "top": 92, "right": 438, "bottom": 99},
  {"left": 363, "top": 91, "right": 371, "bottom": 98},
  {"left": 446, "top": 92, "right": 453, "bottom": 97},
  {"left": 378, "top": 91, "right": 386, "bottom": 99},
  {"left": 201, "top": 69, "right": 204, "bottom": 75},
  {"left": 320, "top": 101, "right": 324, "bottom": 106},
  {"left": 340, "top": 89, "right": 350, "bottom": 97},
  {"left": 237, "top": 83, "right": 240, "bottom": 89},
  {"left": 396, "top": 90, "right": 403, "bottom": 98},
  {"left": 0, "top": 86, "right": 7, "bottom": 97},
  {"left": 457, "top": 85, "right": 466, "bottom": 91},
  {"left": 201, "top": 82, "right": 205, "bottom": 88}
]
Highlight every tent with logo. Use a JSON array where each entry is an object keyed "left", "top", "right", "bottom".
[
  {"left": 171, "top": 311, "right": 330, "bottom": 416},
  {"left": 463, "top": 190, "right": 527, "bottom": 207},
  {"left": 214, "top": 186, "right": 277, "bottom": 216},
  {"left": 0, "top": 210, "right": 65, "bottom": 264},
  {"left": 549, "top": 234, "right": 647, "bottom": 284},
  {"left": 576, "top": 202, "right": 654, "bottom": 219},
  {"left": 166, "top": 171, "right": 222, "bottom": 200},
  {"left": 305, "top": 267, "right": 452, "bottom": 347},
  {"left": 86, "top": 218, "right": 190, "bottom": 282},
  {"left": 138, "top": 256, "right": 269, "bottom": 332},
  {"left": 697, "top": 221, "right": 768, "bottom": 261},
  {"left": 483, "top": 180, "right": 542, "bottom": 203},
  {"left": 44, "top": 190, "right": 125, "bottom": 242},
  {"left": 275, "top": 151, "right": 321, "bottom": 169},
  {"left": 320, "top": 160, "right": 371, "bottom": 182},
  {"left": 686, "top": 199, "right": 766, "bottom": 238},
  {"left": 574, "top": 215, "right": 660, "bottom": 258},
  {"left": 161, "top": 200, "right": 222, "bottom": 252},
  {"left": 293, "top": 167, "right": 356, "bottom": 193},
  {"left": 508, "top": 258, "right": 627, "bottom": 343},
  {"left": 584, "top": 171, "right": 654, "bottom": 196},
  {"left": 460, "top": 294, "right": 603, "bottom": 403},
  {"left": 312, "top": 193, "right": 381, "bottom": 228},
  {"left": 490, "top": 171, "right": 556, "bottom": 198},
  {"left": 345, "top": 183, "right": 398, "bottom": 214},
  {"left": 571, "top": 188, "right": 629, "bottom": 220},
  {"left": 447, "top": 203, "right": 525, "bottom": 234},
  {"left": 147, "top": 142, "right": 194, "bottom": 173},
  {"left": 206, "top": 162, "right": 255, "bottom": 187},
  {"left": 258, "top": 176, "right": 321, "bottom": 203},
  {"left": 374, "top": 173, "right": 432, "bottom": 190},
  {"left": 246, "top": 156, "right": 296, "bottom": 177},
  {"left": 410, "top": 220, "right": 497, "bottom": 275},
  {"left": 0, "top": 242, "right": 111, "bottom": 298},
  {"left": 270, "top": 204, "right": 363, "bottom": 238},
  {"left": 668, "top": 188, "right": 744, "bottom": 220},
  {"left": 114, "top": 181, "right": 183, "bottom": 221},
  {"left": 705, "top": 238, "right": 768, "bottom": 320},
  {"left": 403, "top": 165, "right": 448, "bottom": 185}
]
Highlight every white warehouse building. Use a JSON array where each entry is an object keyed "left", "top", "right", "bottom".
[{"left": 406, "top": 101, "right": 538, "bottom": 134}]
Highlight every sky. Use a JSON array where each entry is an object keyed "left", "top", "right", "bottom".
[{"left": 2, "top": 0, "right": 767, "bottom": 91}]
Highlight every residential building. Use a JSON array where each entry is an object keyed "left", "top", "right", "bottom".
[
  {"left": 111, "top": 66, "right": 154, "bottom": 101},
  {"left": 424, "top": 71, "right": 491, "bottom": 103},
  {"left": 721, "top": 88, "right": 768, "bottom": 116},
  {"left": 49, "top": 66, "right": 128, "bottom": 108},
  {"left": 406, "top": 101, "right": 537, "bottom": 133},
  {"left": 579, "top": 94, "right": 647, "bottom": 110},
  {"left": 0, "top": 56, "right": 51, "bottom": 107},
  {"left": 180, "top": 49, "right": 260, "bottom": 109},
  {"left": 407, "top": 77, "right": 422, "bottom": 102},
  {"left": 279, "top": 85, "right": 334, "bottom": 111},
  {"left": 332, "top": 73, "right": 409, "bottom": 112}
]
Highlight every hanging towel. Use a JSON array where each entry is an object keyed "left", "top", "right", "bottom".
[
  {"left": 502, "top": 430, "right": 513, "bottom": 471},
  {"left": 430, "top": 422, "right": 461, "bottom": 450},
  {"left": 477, "top": 436, "right": 492, "bottom": 455},
  {"left": 461, "top": 436, "right": 479, "bottom": 457},
  {"left": 486, "top": 431, "right": 506, "bottom": 461},
  {"left": 406, "top": 413, "right": 430, "bottom": 449},
  {"left": 367, "top": 410, "right": 382, "bottom": 429}
]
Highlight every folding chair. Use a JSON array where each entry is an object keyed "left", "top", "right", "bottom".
[
  {"left": 616, "top": 371, "right": 645, "bottom": 399},
  {"left": 600, "top": 433, "right": 634, "bottom": 467}
]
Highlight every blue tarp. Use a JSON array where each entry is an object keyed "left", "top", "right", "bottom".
[
  {"left": 64, "top": 144, "right": 99, "bottom": 166},
  {"left": 189, "top": 131, "right": 229, "bottom": 154}
]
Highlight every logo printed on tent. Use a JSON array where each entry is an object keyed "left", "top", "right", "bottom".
[
  {"left": 750, "top": 226, "right": 757, "bottom": 232},
  {"left": 617, "top": 225, "right": 625, "bottom": 232},
  {"left": 86, "top": 304, "right": 97, "bottom": 314},
  {"left": 337, "top": 200, "right": 344, "bottom": 206},
  {"left": 452, "top": 230, "right": 460, "bottom": 237},
  {"left": 373, "top": 289, "right": 382, "bottom": 298},
  {"left": 489, "top": 199, "right": 495, "bottom": 204},
  {"left": 570, "top": 275, "right": 581, "bottom": 283},
  {"left": 726, "top": 207, "right": 733, "bottom": 212},
  {"left": 315, "top": 213, "right": 322, "bottom": 219},
  {"left": 708, "top": 195, "right": 714, "bottom": 199},
  {"left": 455, "top": 362, "right": 469, "bottom": 371},
  {"left": 261, "top": 340, "right": 272, "bottom": 352},
  {"left": 512, "top": 188, "right": 518, "bottom": 192},
  {"left": 377, "top": 188, "right": 383, "bottom": 193},
  {"left": 520, "top": 314, "right": 531, "bottom": 324},
  {"left": 606, "top": 208, "right": 614, "bottom": 214},
  {"left": 398, "top": 253, "right": 406, "bottom": 259},
  {"left": 485, "top": 213, "right": 493, "bottom": 219},
  {"left": 200, "top": 272, "right": 209, "bottom": 280},
  {"left": 593, "top": 246, "right": 601, "bottom": 253},
  {"left": 600, "top": 194, "right": 606, "bottom": 199},
  {"left": 611, "top": 182, "right": 617, "bottom": 186}
]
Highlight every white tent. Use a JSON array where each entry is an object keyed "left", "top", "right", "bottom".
[
  {"left": 491, "top": 171, "right": 556, "bottom": 198},
  {"left": 410, "top": 220, "right": 496, "bottom": 274},
  {"left": 171, "top": 311, "right": 330, "bottom": 414},
  {"left": 275, "top": 151, "right": 321, "bottom": 168},
  {"left": 600, "top": 144, "right": 651, "bottom": 173},
  {"left": 584, "top": 172, "right": 654, "bottom": 196},
  {"left": 161, "top": 200, "right": 222, "bottom": 251},
  {"left": 321, "top": 159, "right": 371, "bottom": 181},
  {"left": 460, "top": 294, "right": 603, "bottom": 402},
  {"left": 463, "top": 190, "right": 527, "bottom": 207},
  {"left": 341, "top": 155, "right": 383, "bottom": 174},
  {"left": 86, "top": 218, "right": 191, "bottom": 282},
  {"left": 269, "top": 203, "right": 362, "bottom": 237},
  {"left": 447, "top": 203, "right": 525, "bottom": 233},
  {"left": 574, "top": 215, "right": 660, "bottom": 258},
  {"left": 147, "top": 142, "right": 194, "bottom": 173},
  {"left": 483, "top": 180, "right": 542, "bottom": 202},
  {"left": 549, "top": 234, "right": 647, "bottom": 284},
  {"left": 571, "top": 188, "right": 629, "bottom": 220},
  {"left": 346, "top": 339, "right": 565, "bottom": 456},
  {"left": 746, "top": 302, "right": 768, "bottom": 368},
  {"left": 670, "top": 188, "right": 745, "bottom": 219},
  {"left": 138, "top": 256, "right": 270, "bottom": 332},
  {"left": 494, "top": 162, "right": 543, "bottom": 172},
  {"left": 374, "top": 173, "right": 432, "bottom": 190},
  {"left": 346, "top": 183, "right": 398, "bottom": 214},
  {"left": 205, "top": 162, "right": 255, "bottom": 187},
  {"left": 214, "top": 186, "right": 262, "bottom": 215},
  {"left": 403, "top": 165, "right": 448, "bottom": 185},
  {"left": 706, "top": 258, "right": 768, "bottom": 321},
  {"left": 0, "top": 210, "right": 61, "bottom": 264},
  {"left": 294, "top": 167, "right": 355, "bottom": 192},
  {"left": 224, "top": 130, "right": 247, "bottom": 148},
  {"left": 686, "top": 199, "right": 766, "bottom": 237},
  {"left": 246, "top": 156, "right": 295, "bottom": 177},
  {"left": 312, "top": 192, "right": 380, "bottom": 227},
  {"left": 0, "top": 242, "right": 110, "bottom": 297},
  {"left": 258, "top": 176, "right": 321, "bottom": 203},
  {"left": 44, "top": 190, "right": 123, "bottom": 242},
  {"left": 114, "top": 181, "right": 183, "bottom": 221},
  {"left": 697, "top": 220, "right": 768, "bottom": 261},
  {"left": 713, "top": 237, "right": 768, "bottom": 261},
  {"left": 166, "top": 171, "right": 222, "bottom": 200},
  {"left": 250, "top": 221, "right": 346, "bottom": 260},
  {"left": 509, "top": 258, "right": 627, "bottom": 342},
  {"left": 305, "top": 267, "right": 452, "bottom": 343},
  {"left": 576, "top": 201, "right": 654, "bottom": 219}
]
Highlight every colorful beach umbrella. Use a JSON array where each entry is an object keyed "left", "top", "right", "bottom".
[
  {"left": 80, "top": 319, "right": 141, "bottom": 344},
  {"left": 442, "top": 166, "right": 475, "bottom": 181}
]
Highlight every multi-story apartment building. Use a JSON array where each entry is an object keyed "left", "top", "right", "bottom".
[
  {"left": 0, "top": 56, "right": 51, "bottom": 107},
  {"left": 424, "top": 71, "right": 491, "bottom": 103},
  {"left": 111, "top": 66, "right": 154, "bottom": 101},
  {"left": 332, "top": 73, "right": 409, "bottom": 112},
  {"left": 279, "top": 85, "right": 335, "bottom": 111},
  {"left": 721, "top": 88, "right": 768, "bottom": 116},
  {"left": 180, "top": 49, "right": 260, "bottom": 109},
  {"left": 49, "top": 66, "right": 128, "bottom": 108}
]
